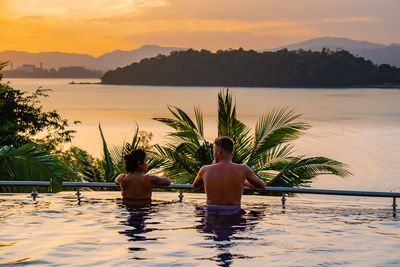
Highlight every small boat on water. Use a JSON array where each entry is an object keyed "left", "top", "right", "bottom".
[{"left": 69, "top": 81, "right": 92, "bottom": 84}]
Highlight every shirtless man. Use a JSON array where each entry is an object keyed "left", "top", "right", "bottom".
[{"left": 193, "top": 136, "right": 266, "bottom": 214}]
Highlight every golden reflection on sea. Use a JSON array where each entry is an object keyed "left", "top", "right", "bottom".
[{"left": 4, "top": 78, "right": 400, "bottom": 193}]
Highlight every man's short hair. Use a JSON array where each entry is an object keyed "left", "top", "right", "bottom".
[{"left": 214, "top": 136, "right": 234, "bottom": 154}]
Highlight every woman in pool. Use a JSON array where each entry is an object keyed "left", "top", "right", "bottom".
[{"left": 115, "top": 149, "right": 171, "bottom": 206}]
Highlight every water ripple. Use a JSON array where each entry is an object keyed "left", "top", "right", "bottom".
[{"left": 0, "top": 192, "right": 399, "bottom": 266}]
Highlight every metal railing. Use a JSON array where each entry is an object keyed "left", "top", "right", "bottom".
[
  {"left": 0, "top": 181, "right": 50, "bottom": 201},
  {"left": 1, "top": 181, "right": 398, "bottom": 216}
]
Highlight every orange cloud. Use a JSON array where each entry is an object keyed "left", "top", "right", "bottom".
[
  {"left": 323, "top": 17, "right": 378, "bottom": 23},
  {"left": 0, "top": 0, "right": 396, "bottom": 55},
  {"left": 3, "top": 0, "right": 167, "bottom": 19},
  {"left": 0, "top": 13, "right": 323, "bottom": 55},
  {"left": 0, "top": 15, "right": 133, "bottom": 56}
]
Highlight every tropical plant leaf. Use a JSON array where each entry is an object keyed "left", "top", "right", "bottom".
[
  {"left": 0, "top": 143, "right": 64, "bottom": 192},
  {"left": 153, "top": 105, "right": 203, "bottom": 145},
  {"left": 217, "top": 89, "right": 253, "bottom": 163},
  {"left": 152, "top": 89, "right": 351, "bottom": 187},
  {"left": 266, "top": 156, "right": 351, "bottom": 187},
  {"left": 98, "top": 123, "right": 115, "bottom": 181},
  {"left": 247, "top": 108, "right": 310, "bottom": 167}
]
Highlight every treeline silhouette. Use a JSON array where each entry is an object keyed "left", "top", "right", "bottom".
[
  {"left": 101, "top": 48, "right": 400, "bottom": 87},
  {"left": 4, "top": 66, "right": 103, "bottom": 78}
]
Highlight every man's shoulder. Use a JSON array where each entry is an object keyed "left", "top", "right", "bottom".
[
  {"left": 200, "top": 164, "right": 212, "bottom": 171},
  {"left": 232, "top": 162, "right": 251, "bottom": 169}
]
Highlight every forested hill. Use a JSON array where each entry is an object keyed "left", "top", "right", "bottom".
[{"left": 101, "top": 48, "right": 400, "bottom": 87}]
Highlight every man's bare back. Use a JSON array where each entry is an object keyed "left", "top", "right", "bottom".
[
  {"left": 193, "top": 137, "right": 265, "bottom": 206},
  {"left": 193, "top": 160, "right": 265, "bottom": 205}
]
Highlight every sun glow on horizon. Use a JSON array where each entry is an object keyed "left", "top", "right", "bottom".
[{"left": 1, "top": 0, "right": 399, "bottom": 56}]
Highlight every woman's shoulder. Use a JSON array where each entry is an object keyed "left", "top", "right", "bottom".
[{"left": 115, "top": 173, "right": 126, "bottom": 184}]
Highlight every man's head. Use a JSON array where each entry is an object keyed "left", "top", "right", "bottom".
[{"left": 213, "top": 136, "right": 234, "bottom": 162}]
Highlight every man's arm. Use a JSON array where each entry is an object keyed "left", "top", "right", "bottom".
[
  {"left": 244, "top": 165, "right": 265, "bottom": 190},
  {"left": 193, "top": 166, "right": 206, "bottom": 189},
  {"left": 244, "top": 179, "right": 256, "bottom": 189}
]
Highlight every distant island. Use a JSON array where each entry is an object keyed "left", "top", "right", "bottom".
[
  {"left": 3, "top": 66, "right": 103, "bottom": 78},
  {"left": 101, "top": 48, "right": 400, "bottom": 87}
]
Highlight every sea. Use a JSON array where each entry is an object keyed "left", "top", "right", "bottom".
[{"left": 3, "top": 78, "right": 400, "bottom": 193}]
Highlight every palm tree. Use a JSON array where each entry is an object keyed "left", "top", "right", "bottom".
[
  {"left": 151, "top": 89, "right": 351, "bottom": 187},
  {"left": 64, "top": 124, "right": 158, "bottom": 183},
  {"left": 0, "top": 142, "right": 65, "bottom": 192}
]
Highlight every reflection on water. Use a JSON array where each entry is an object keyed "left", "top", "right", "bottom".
[
  {"left": 119, "top": 206, "right": 155, "bottom": 255},
  {"left": 195, "top": 206, "right": 264, "bottom": 266},
  {"left": 0, "top": 192, "right": 400, "bottom": 266},
  {"left": 118, "top": 201, "right": 267, "bottom": 266}
]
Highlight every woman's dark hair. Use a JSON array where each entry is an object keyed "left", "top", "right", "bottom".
[{"left": 124, "top": 149, "right": 146, "bottom": 172}]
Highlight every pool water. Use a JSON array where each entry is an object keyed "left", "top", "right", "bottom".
[{"left": 0, "top": 192, "right": 399, "bottom": 266}]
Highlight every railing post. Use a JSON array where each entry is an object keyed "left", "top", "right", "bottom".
[
  {"left": 178, "top": 189, "right": 183, "bottom": 202},
  {"left": 31, "top": 186, "right": 38, "bottom": 201},
  {"left": 393, "top": 197, "right": 397, "bottom": 218},
  {"left": 76, "top": 187, "right": 82, "bottom": 201},
  {"left": 281, "top": 192, "right": 286, "bottom": 209}
]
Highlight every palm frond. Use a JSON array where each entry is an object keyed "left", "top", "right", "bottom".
[
  {"left": 109, "top": 144, "right": 124, "bottom": 175},
  {"left": 266, "top": 156, "right": 351, "bottom": 187},
  {"left": 67, "top": 147, "right": 101, "bottom": 182},
  {"left": 146, "top": 149, "right": 167, "bottom": 172},
  {"left": 98, "top": 124, "right": 117, "bottom": 181},
  {"left": 217, "top": 89, "right": 253, "bottom": 163},
  {"left": 194, "top": 106, "right": 204, "bottom": 138},
  {"left": 152, "top": 89, "right": 351, "bottom": 188},
  {"left": 150, "top": 141, "right": 212, "bottom": 183},
  {"left": 126, "top": 123, "right": 140, "bottom": 151},
  {"left": 153, "top": 106, "right": 203, "bottom": 145},
  {"left": 217, "top": 88, "right": 236, "bottom": 137},
  {"left": 250, "top": 144, "right": 294, "bottom": 174},
  {"left": 247, "top": 108, "right": 310, "bottom": 167},
  {"left": 0, "top": 143, "right": 64, "bottom": 192}
]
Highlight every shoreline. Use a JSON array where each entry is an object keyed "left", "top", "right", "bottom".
[
  {"left": 3, "top": 78, "right": 400, "bottom": 89},
  {"left": 99, "top": 82, "right": 400, "bottom": 89}
]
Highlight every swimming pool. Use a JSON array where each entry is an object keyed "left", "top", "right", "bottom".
[{"left": 1, "top": 192, "right": 399, "bottom": 266}]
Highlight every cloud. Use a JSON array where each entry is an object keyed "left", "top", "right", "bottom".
[
  {"left": 323, "top": 17, "right": 378, "bottom": 23},
  {"left": 3, "top": 0, "right": 166, "bottom": 18},
  {"left": 123, "top": 28, "right": 320, "bottom": 51},
  {"left": 1, "top": 0, "right": 399, "bottom": 54}
]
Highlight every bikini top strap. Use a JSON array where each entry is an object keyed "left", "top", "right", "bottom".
[{"left": 143, "top": 174, "right": 150, "bottom": 199}]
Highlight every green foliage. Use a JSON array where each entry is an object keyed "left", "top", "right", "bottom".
[
  {"left": 151, "top": 89, "right": 351, "bottom": 187},
  {"left": 0, "top": 63, "right": 79, "bottom": 148},
  {"left": 55, "top": 146, "right": 101, "bottom": 183},
  {"left": 0, "top": 62, "right": 79, "bottom": 192},
  {"left": 102, "top": 48, "right": 400, "bottom": 87},
  {"left": 0, "top": 143, "right": 65, "bottom": 192},
  {"left": 59, "top": 124, "right": 154, "bottom": 183}
]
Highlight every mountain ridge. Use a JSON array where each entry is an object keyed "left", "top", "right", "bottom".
[
  {"left": 1, "top": 37, "right": 400, "bottom": 72},
  {"left": 273, "top": 37, "right": 386, "bottom": 50},
  {"left": 0, "top": 45, "right": 185, "bottom": 71},
  {"left": 268, "top": 37, "right": 400, "bottom": 67}
]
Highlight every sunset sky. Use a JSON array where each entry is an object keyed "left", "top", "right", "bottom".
[{"left": 1, "top": 0, "right": 400, "bottom": 56}]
